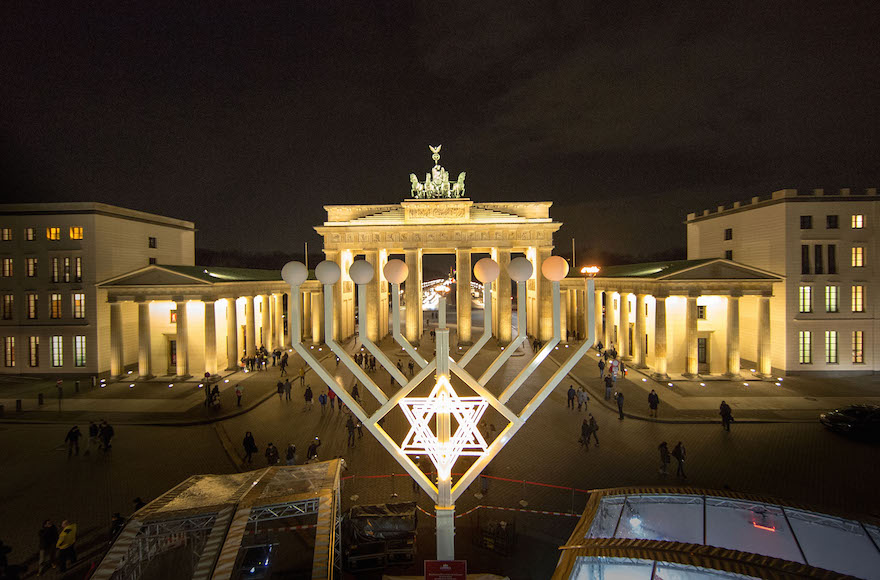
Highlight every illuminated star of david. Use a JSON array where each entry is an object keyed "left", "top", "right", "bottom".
[{"left": 399, "top": 375, "right": 489, "bottom": 472}]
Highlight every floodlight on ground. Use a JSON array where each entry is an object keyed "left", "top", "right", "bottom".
[
  {"left": 348, "top": 260, "right": 374, "bottom": 285},
  {"left": 281, "top": 261, "right": 308, "bottom": 286},
  {"left": 508, "top": 256, "right": 533, "bottom": 281},
  {"left": 542, "top": 255, "right": 569, "bottom": 281},
  {"left": 315, "top": 260, "right": 341, "bottom": 284},
  {"left": 384, "top": 259, "right": 408, "bottom": 283},
  {"left": 473, "top": 258, "right": 500, "bottom": 283}
]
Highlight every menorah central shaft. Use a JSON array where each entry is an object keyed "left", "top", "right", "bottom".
[{"left": 435, "top": 296, "right": 454, "bottom": 558}]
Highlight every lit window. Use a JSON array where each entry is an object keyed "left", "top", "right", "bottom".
[
  {"left": 27, "top": 294, "right": 38, "bottom": 319},
  {"left": 4, "top": 337, "right": 14, "bottom": 367},
  {"left": 2, "top": 295, "right": 12, "bottom": 320},
  {"left": 63, "top": 257, "right": 70, "bottom": 282},
  {"left": 51, "top": 257, "right": 60, "bottom": 283},
  {"left": 825, "top": 330, "right": 838, "bottom": 364},
  {"left": 72, "top": 293, "right": 85, "bottom": 319},
  {"left": 69, "top": 226, "right": 83, "bottom": 240},
  {"left": 798, "top": 331, "right": 812, "bottom": 364},
  {"left": 826, "top": 215, "right": 839, "bottom": 229},
  {"left": 851, "top": 285, "right": 865, "bottom": 312},
  {"left": 26, "top": 257, "right": 37, "bottom": 277},
  {"left": 170, "top": 310, "right": 177, "bottom": 324},
  {"left": 46, "top": 227, "right": 60, "bottom": 240},
  {"left": 1, "top": 228, "right": 11, "bottom": 241},
  {"left": 798, "top": 286, "right": 812, "bottom": 313},
  {"left": 51, "top": 336, "right": 63, "bottom": 367},
  {"left": 724, "top": 228, "right": 732, "bottom": 240},
  {"left": 852, "top": 331, "right": 864, "bottom": 363},
  {"left": 74, "top": 257, "right": 82, "bottom": 282},
  {"left": 50, "top": 293, "right": 62, "bottom": 319},
  {"left": 851, "top": 214, "right": 864, "bottom": 229},
  {"left": 697, "top": 305, "right": 707, "bottom": 319},
  {"left": 25, "top": 227, "right": 35, "bottom": 241},
  {"left": 852, "top": 246, "right": 864, "bottom": 267},
  {"left": 825, "top": 286, "right": 839, "bottom": 313},
  {"left": 28, "top": 336, "right": 39, "bottom": 367},
  {"left": 148, "top": 236, "right": 157, "bottom": 248},
  {"left": 74, "top": 336, "right": 86, "bottom": 367},
  {"left": 2, "top": 258, "right": 12, "bottom": 277},
  {"left": 800, "top": 215, "right": 812, "bottom": 229}
]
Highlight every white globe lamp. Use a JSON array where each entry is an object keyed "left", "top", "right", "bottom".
[
  {"left": 541, "top": 255, "right": 569, "bottom": 281},
  {"left": 349, "top": 260, "right": 375, "bottom": 285},
  {"left": 315, "top": 260, "right": 341, "bottom": 285},
  {"left": 281, "top": 261, "right": 308, "bottom": 286},
  {"left": 384, "top": 259, "right": 409, "bottom": 284},
  {"left": 508, "top": 257, "right": 534, "bottom": 282},
  {"left": 473, "top": 258, "right": 500, "bottom": 283}
]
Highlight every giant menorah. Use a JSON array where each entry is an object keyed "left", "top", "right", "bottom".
[{"left": 282, "top": 254, "right": 594, "bottom": 560}]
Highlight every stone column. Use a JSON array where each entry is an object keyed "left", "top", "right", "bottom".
[
  {"left": 311, "top": 289, "right": 324, "bottom": 343},
  {"left": 577, "top": 289, "right": 586, "bottom": 340},
  {"left": 302, "top": 291, "right": 311, "bottom": 342},
  {"left": 260, "top": 294, "right": 270, "bottom": 350},
  {"left": 497, "top": 249, "right": 512, "bottom": 343},
  {"left": 244, "top": 296, "right": 256, "bottom": 357},
  {"left": 619, "top": 292, "right": 631, "bottom": 359},
  {"left": 537, "top": 247, "right": 553, "bottom": 342},
  {"left": 326, "top": 250, "right": 342, "bottom": 341},
  {"left": 653, "top": 294, "right": 669, "bottom": 378},
  {"left": 204, "top": 299, "right": 217, "bottom": 376},
  {"left": 725, "top": 294, "right": 741, "bottom": 377},
  {"left": 137, "top": 300, "right": 152, "bottom": 378},
  {"left": 594, "top": 289, "right": 604, "bottom": 345},
  {"left": 405, "top": 249, "right": 422, "bottom": 343},
  {"left": 604, "top": 292, "right": 615, "bottom": 351},
  {"left": 226, "top": 297, "right": 239, "bottom": 369},
  {"left": 685, "top": 295, "right": 699, "bottom": 376},
  {"left": 175, "top": 299, "right": 189, "bottom": 377},
  {"left": 456, "top": 249, "right": 472, "bottom": 344},
  {"left": 758, "top": 295, "right": 772, "bottom": 375},
  {"left": 365, "top": 250, "right": 380, "bottom": 342},
  {"left": 110, "top": 301, "right": 124, "bottom": 377},
  {"left": 634, "top": 293, "right": 647, "bottom": 367},
  {"left": 559, "top": 290, "right": 568, "bottom": 343},
  {"left": 274, "top": 293, "right": 284, "bottom": 349}
]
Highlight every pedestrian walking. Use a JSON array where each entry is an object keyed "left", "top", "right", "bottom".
[
  {"left": 235, "top": 384, "right": 243, "bottom": 407},
  {"left": 672, "top": 441, "right": 687, "bottom": 478},
  {"left": 408, "top": 360, "right": 414, "bottom": 377},
  {"left": 84, "top": 421, "right": 99, "bottom": 455},
  {"left": 65, "top": 425, "right": 81, "bottom": 457},
  {"left": 356, "top": 419, "right": 364, "bottom": 439},
  {"left": 346, "top": 416, "right": 356, "bottom": 447},
  {"left": 648, "top": 389, "right": 660, "bottom": 418},
  {"left": 307, "top": 437, "right": 321, "bottom": 462},
  {"left": 110, "top": 513, "right": 125, "bottom": 544},
  {"left": 318, "top": 393, "right": 327, "bottom": 413},
  {"left": 616, "top": 391, "right": 625, "bottom": 420},
  {"left": 352, "top": 384, "right": 360, "bottom": 403},
  {"left": 304, "top": 386, "right": 313, "bottom": 410},
  {"left": 276, "top": 380, "right": 284, "bottom": 401},
  {"left": 55, "top": 520, "right": 77, "bottom": 572},
  {"left": 265, "top": 442, "right": 280, "bottom": 465},
  {"left": 204, "top": 383, "right": 213, "bottom": 407},
  {"left": 577, "top": 387, "right": 590, "bottom": 412},
  {"left": 720, "top": 401, "right": 733, "bottom": 431},
  {"left": 587, "top": 414, "right": 599, "bottom": 446},
  {"left": 597, "top": 358, "right": 605, "bottom": 378},
  {"left": 283, "top": 379, "right": 292, "bottom": 401},
  {"left": 298, "top": 366, "right": 306, "bottom": 387},
  {"left": 658, "top": 442, "right": 671, "bottom": 475},
  {"left": 99, "top": 420, "right": 114, "bottom": 451},
  {"left": 243, "top": 431, "right": 258, "bottom": 464},
  {"left": 327, "top": 388, "right": 336, "bottom": 410},
  {"left": 604, "top": 375, "right": 614, "bottom": 400},
  {"left": 37, "top": 519, "right": 58, "bottom": 575},
  {"left": 211, "top": 384, "right": 220, "bottom": 407},
  {"left": 567, "top": 385, "right": 576, "bottom": 409},
  {"left": 285, "top": 443, "right": 297, "bottom": 466},
  {"left": 580, "top": 419, "right": 591, "bottom": 451}
]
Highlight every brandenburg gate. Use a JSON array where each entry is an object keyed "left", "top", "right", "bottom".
[{"left": 312, "top": 146, "right": 564, "bottom": 345}]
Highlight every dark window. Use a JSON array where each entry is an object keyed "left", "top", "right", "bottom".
[
  {"left": 814, "top": 245, "right": 824, "bottom": 274},
  {"left": 801, "top": 245, "right": 810, "bottom": 274},
  {"left": 148, "top": 237, "right": 157, "bottom": 248},
  {"left": 826, "top": 215, "right": 839, "bottom": 229},
  {"left": 724, "top": 228, "right": 733, "bottom": 240},
  {"left": 724, "top": 250, "right": 733, "bottom": 260},
  {"left": 148, "top": 257, "right": 157, "bottom": 265},
  {"left": 800, "top": 215, "right": 813, "bottom": 229},
  {"left": 828, "top": 245, "right": 837, "bottom": 274}
]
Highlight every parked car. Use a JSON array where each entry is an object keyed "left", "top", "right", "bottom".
[{"left": 819, "top": 405, "right": 880, "bottom": 438}]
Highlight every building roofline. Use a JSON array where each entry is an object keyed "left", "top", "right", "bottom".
[
  {"left": 0, "top": 202, "right": 195, "bottom": 230},
  {"left": 686, "top": 188, "right": 878, "bottom": 224}
]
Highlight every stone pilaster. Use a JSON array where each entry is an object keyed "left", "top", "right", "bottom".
[
  {"left": 634, "top": 293, "right": 647, "bottom": 367},
  {"left": 456, "top": 249, "right": 472, "bottom": 344},
  {"left": 725, "top": 294, "right": 741, "bottom": 377},
  {"left": 652, "top": 294, "right": 669, "bottom": 379},
  {"left": 405, "top": 249, "right": 422, "bottom": 344},
  {"left": 685, "top": 295, "right": 698, "bottom": 376},
  {"left": 204, "top": 300, "right": 217, "bottom": 375},
  {"left": 364, "top": 250, "right": 380, "bottom": 342},
  {"left": 137, "top": 300, "right": 152, "bottom": 378},
  {"left": 496, "top": 249, "right": 512, "bottom": 343},
  {"left": 175, "top": 299, "right": 189, "bottom": 377},
  {"left": 619, "top": 292, "right": 631, "bottom": 359},
  {"left": 260, "top": 294, "right": 270, "bottom": 349},
  {"left": 110, "top": 301, "right": 124, "bottom": 377},
  {"left": 226, "top": 297, "right": 239, "bottom": 370},
  {"left": 244, "top": 296, "right": 256, "bottom": 357},
  {"left": 311, "top": 288, "right": 324, "bottom": 344},
  {"left": 758, "top": 295, "right": 772, "bottom": 376},
  {"left": 537, "top": 247, "right": 553, "bottom": 342}
]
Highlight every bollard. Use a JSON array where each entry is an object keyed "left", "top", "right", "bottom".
[
  {"left": 75, "top": 380, "right": 80, "bottom": 393},
  {"left": 38, "top": 393, "right": 44, "bottom": 406},
  {"left": 16, "top": 400, "right": 22, "bottom": 412}
]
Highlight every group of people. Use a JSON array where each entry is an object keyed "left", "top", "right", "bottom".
[
  {"left": 353, "top": 352, "right": 377, "bottom": 372},
  {"left": 566, "top": 385, "right": 591, "bottom": 412},
  {"left": 658, "top": 441, "right": 687, "bottom": 477},
  {"left": 36, "top": 518, "right": 77, "bottom": 574},
  {"left": 64, "top": 420, "right": 115, "bottom": 457},
  {"left": 243, "top": 431, "right": 323, "bottom": 466},
  {"left": 241, "top": 345, "right": 272, "bottom": 372}
]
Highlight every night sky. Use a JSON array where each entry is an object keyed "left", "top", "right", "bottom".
[{"left": 2, "top": 2, "right": 878, "bottom": 258}]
